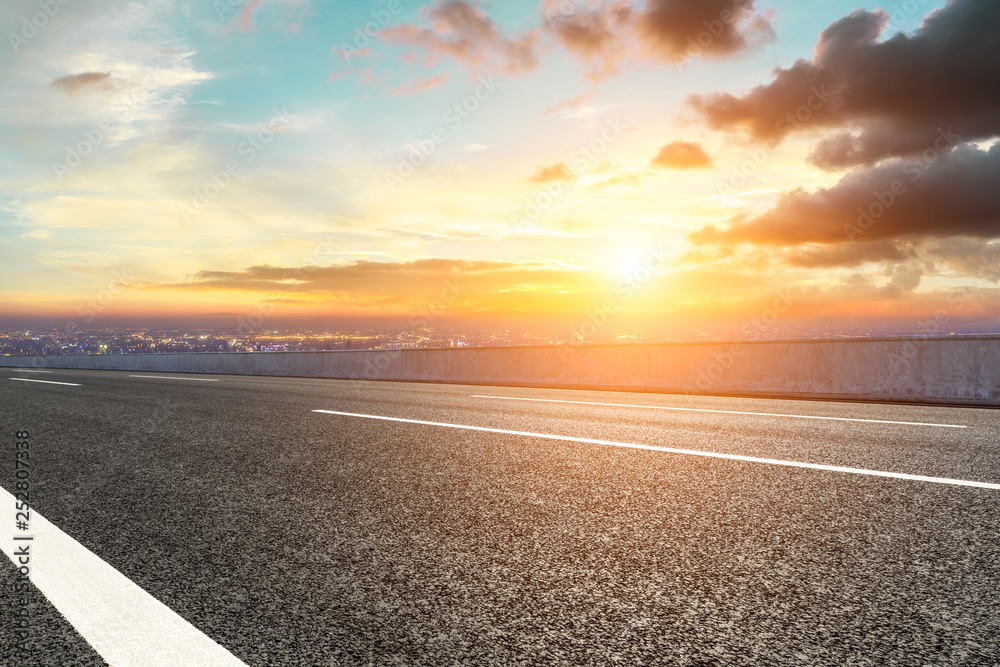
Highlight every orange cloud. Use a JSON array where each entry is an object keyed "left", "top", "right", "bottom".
[
  {"left": 386, "top": 0, "right": 773, "bottom": 82},
  {"left": 543, "top": 0, "right": 634, "bottom": 79},
  {"left": 637, "top": 0, "right": 774, "bottom": 63},
  {"left": 651, "top": 141, "right": 713, "bottom": 169},
  {"left": 544, "top": 0, "right": 773, "bottom": 79},
  {"left": 358, "top": 66, "right": 392, "bottom": 86},
  {"left": 227, "top": 0, "right": 265, "bottom": 33},
  {"left": 528, "top": 161, "right": 576, "bottom": 183},
  {"left": 391, "top": 71, "right": 451, "bottom": 96},
  {"left": 225, "top": 0, "right": 308, "bottom": 34},
  {"left": 383, "top": 1, "right": 541, "bottom": 74},
  {"left": 588, "top": 172, "right": 642, "bottom": 191},
  {"left": 147, "top": 259, "right": 614, "bottom": 317}
]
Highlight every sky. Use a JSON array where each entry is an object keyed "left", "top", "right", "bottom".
[{"left": 1, "top": 0, "right": 999, "bottom": 336}]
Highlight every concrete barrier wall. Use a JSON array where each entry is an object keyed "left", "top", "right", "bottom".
[
  {"left": 3, "top": 337, "right": 999, "bottom": 406},
  {"left": 643, "top": 338, "right": 1000, "bottom": 404}
]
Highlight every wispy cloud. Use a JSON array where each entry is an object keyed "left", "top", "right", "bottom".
[
  {"left": 391, "top": 71, "right": 451, "bottom": 96},
  {"left": 383, "top": 1, "right": 542, "bottom": 75}
]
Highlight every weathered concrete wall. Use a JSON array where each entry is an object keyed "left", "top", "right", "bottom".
[
  {"left": 643, "top": 338, "right": 1000, "bottom": 405},
  {"left": 3, "top": 337, "right": 999, "bottom": 406}
]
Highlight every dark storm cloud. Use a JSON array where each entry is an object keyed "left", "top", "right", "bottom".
[
  {"left": 689, "top": 0, "right": 1000, "bottom": 168},
  {"left": 692, "top": 143, "right": 1000, "bottom": 246}
]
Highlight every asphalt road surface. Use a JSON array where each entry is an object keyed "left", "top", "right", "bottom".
[{"left": 1, "top": 367, "right": 999, "bottom": 666}]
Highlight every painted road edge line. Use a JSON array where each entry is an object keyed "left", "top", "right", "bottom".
[
  {"left": 9, "top": 378, "right": 81, "bottom": 387},
  {"left": 313, "top": 410, "right": 998, "bottom": 490},
  {"left": 0, "top": 486, "right": 247, "bottom": 667},
  {"left": 128, "top": 375, "right": 220, "bottom": 382},
  {"left": 471, "top": 395, "right": 968, "bottom": 429}
]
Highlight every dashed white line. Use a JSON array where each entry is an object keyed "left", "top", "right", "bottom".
[
  {"left": 0, "top": 487, "right": 247, "bottom": 666},
  {"left": 471, "top": 395, "right": 968, "bottom": 429},
  {"left": 128, "top": 375, "right": 219, "bottom": 382},
  {"left": 9, "top": 369, "right": 53, "bottom": 373},
  {"left": 313, "top": 410, "right": 998, "bottom": 490},
  {"left": 9, "top": 378, "right": 81, "bottom": 387}
]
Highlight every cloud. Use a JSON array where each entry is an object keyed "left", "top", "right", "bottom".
[
  {"left": 588, "top": 171, "right": 642, "bottom": 191},
  {"left": 224, "top": 0, "right": 308, "bottom": 34},
  {"left": 543, "top": 0, "right": 635, "bottom": 79},
  {"left": 673, "top": 242, "right": 1000, "bottom": 318},
  {"left": 543, "top": 92, "right": 597, "bottom": 115},
  {"left": 389, "top": 0, "right": 772, "bottom": 81},
  {"left": 785, "top": 241, "right": 911, "bottom": 269},
  {"left": 651, "top": 140, "right": 713, "bottom": 169},
  {"left": 383, "top": 1, "right": 541, "bottom": 75},
  {"left": 151, "top": 259, "right": 613, "bottom": 315},
  {"left": 927, "top": 238, "right": 1000, "bottom": 283},
  {"left": 0, "top": 3, "right": 213, "bottom": 150},
  {"left": 691, "top": 143, "right": 1000, "bottom": 247},
  {"left": 390, "top": 71, "right": 451, "bottom": 96},
  {"left": 689, "top": 0, "right": 1000, "bottom": 168},
  {"left": 230, "top": 0, "right": 266, "bottom": 32},
  {"left": 51, "top": 72, "right": 115, "bottom": 96},
  {"left": 528, "top": 161, "right": 576, "bottom": 183},
  {"left": 543, "top": 0, "right": 773, "bottom": 78},
  {"left": 20, "top": 229, "right": 54, "bottom": 240},
  {"left": 328, "top": 69, "right": 356, "bottom": 83},
  {"left": 358, "top": 66, "right": 391, "bottom": 86},
  {"left": 881, "top": 263, "right": 923, "bottom": 298},
  {"left": 637, "top": 0, "right": 775, "bottom": 63}
]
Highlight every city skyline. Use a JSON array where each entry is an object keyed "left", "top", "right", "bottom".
[{"left": 6, "top": 319, "right": 1000, "bottom": 360}]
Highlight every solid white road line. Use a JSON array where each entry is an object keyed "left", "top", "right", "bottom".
[
  {"left": 471, "top": 395, "right": 968, "bottom": 429},
  {"left": 0, "top": 487, "right": 247, "bottom": 667},
  {"left": 9, "top": 369, "right": 53, "bottom": 373},
  {"left": 128, "top": 375, "right": 219, "bottom": 382},
  {"left": 9, "top": 378, "right": 81, "bottom": 387},
  {"left": 313, "top": 410, "right": 999, "bottom": 490}
]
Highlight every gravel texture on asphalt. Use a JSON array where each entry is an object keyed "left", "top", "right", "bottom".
[
  {"left": 0, "top": 555, "right": 108, "bottom": 666},
  {"left": 1, "top": 368, "right": 998, "bottom": 665}
]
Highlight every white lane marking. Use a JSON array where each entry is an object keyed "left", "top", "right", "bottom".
[
  {"left": 313, "top": 410, "right": 999, "bottom": 490},
  {"left": 9, "top": 378, "right": 81, "bottom": 387},
  {"left": 128, "top": 375, "right": 219, "bottom": 382},
  {"left": 9, "top": 369, "right": 53, "bottom": 373},
  {"left": 0, "top": 488, "right": 247, "bottom": 667},
  {"left": 471, "top": 395, "right": 968, "bottom": 429}
]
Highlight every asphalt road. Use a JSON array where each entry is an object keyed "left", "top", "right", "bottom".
[{"left": 1, "top": 367, "right": 999, "bottom": 665}]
